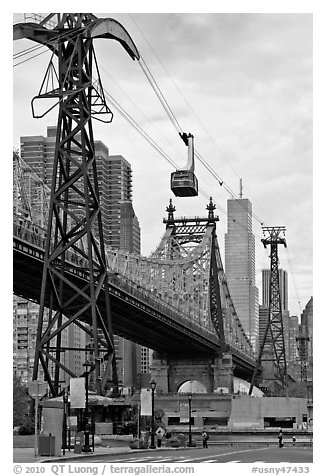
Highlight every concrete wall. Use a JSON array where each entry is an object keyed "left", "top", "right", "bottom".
[
  {"left": 228, "top": 396, "right": 308, "bottom": 428},
  {"left": 154, "top": 393, "right": 232, "bottom": 429}
]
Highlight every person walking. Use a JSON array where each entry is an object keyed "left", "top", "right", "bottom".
[
  {"left": 156, "top": 426, "right": 165, "bottom": 448},
  {"left": 292, "top": 435, "right": 296, "bottom": 447},
  {"left": 278, "top": 429, "right": 284, "bottom": 448},
  {"left": 202, "top": 430, "right": 209, "bottom": 448}
]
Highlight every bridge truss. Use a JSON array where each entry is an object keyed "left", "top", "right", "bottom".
[
  {"left": 13, "top": 154, "right": 255, "bottom": 384},
  {"left": 105, "top": 198, "right": 254, "bottom": 358}
]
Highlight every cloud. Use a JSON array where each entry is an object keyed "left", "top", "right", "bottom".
[{"left": 12, "top": 13, "right": 312, "bottom": 314}]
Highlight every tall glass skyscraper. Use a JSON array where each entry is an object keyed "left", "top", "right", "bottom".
[{"left": 225, "top": 198, "right": 259, "bottom": 353}]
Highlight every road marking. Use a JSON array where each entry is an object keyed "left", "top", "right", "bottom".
[
  {"left": 200, "top": 459, "right": 220, "bottom": 463},
  {"left": 216, "top": 447, "right": 267, "bottom": 458},
  {"left": 225, "top": 460, "right": 241, "bottom": 463},
  {"left": 108, "top": 456, "right": 154, "bottom": 462},
  {"left": 172, "top": 458, "right": 199, "bottom": 462},
  {"left": 147, "top": 457, "right": 181, "bottom": 462}
]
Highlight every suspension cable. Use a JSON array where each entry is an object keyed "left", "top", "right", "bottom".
[
  {"left": 138, "top": 54, "right": 265, "bottom": 226},
  {"left": 284, "top": 248, "right": 303, "bottom": 315},
  {"left": 139, "top": 56, "right": 183, "bottom": 134}
]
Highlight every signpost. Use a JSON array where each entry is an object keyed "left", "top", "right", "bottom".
[{"left": 28, "top": 380, "right": 48, "bottom": 458}]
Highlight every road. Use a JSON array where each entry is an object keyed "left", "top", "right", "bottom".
[{"left": 68, "top": 445, "right": 313, "bottom": 464}]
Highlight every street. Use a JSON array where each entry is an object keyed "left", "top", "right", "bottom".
[{"left": 67, "top": 445, "right": 313, "bottom": 464}]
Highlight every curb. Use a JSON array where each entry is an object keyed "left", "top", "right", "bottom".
[{"left": 39, "top": 445, "right": 198, "bottom": 463}]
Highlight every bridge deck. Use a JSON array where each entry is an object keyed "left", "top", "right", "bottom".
[{"left": 13, "top": 234, "right": 256, "bottom": 378}]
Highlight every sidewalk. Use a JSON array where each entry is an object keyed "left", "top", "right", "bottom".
[
  {"left": 13, "top": 445, "right": 144, "bottom": 463},
  {"left": 13, "top": 439, "right": 313, "bottom": 463}
]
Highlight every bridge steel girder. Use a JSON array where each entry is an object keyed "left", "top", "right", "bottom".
[
  {"left": 13, "top": 222, "right": 256, "bottom": 379},
  {"left": 14, "top": 14, "right": 140, "bottom": 397}
]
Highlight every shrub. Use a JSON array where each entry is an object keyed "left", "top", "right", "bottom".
[
  {"left": 170, "top": 437, "right": 180, "bottom": 447},
  {"left": 18, "top": 420, "right": 35, "bottom": 435}
]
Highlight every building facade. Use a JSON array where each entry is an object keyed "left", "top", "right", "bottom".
[
  {"left": 284, "top": 315, "right": 300, "bottom": 380},
  {"left": 262, "top": 269, "right": 289, "bottom": 311},
  {"left": 16, "top": 128, "right": 145, "bottom": 392},
  {"left": 260, "top": 268, "right": 290, "bottom": 360},
  {"left": 298, "top": 297, "right": 313, "bottom": 381},
  {"left": 13, "top": 296, "right": 85, "bottom": 385},
  {"left": 258, "top": 305, "right": 269, "bottom": 351},
  {"left": 224, "top": 198, "right": 259, "bottom": 353}
]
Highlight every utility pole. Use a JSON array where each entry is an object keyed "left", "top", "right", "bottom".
[
  {"left": 249, "top": 226, "right": 287, "bottom": 395},
  {"left": 14, "top": 14, "right": 140, "bottom": 396}
]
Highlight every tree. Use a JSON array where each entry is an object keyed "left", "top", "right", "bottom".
[{"left": 13, "top": 374, "right": 31, "bottom": 427}]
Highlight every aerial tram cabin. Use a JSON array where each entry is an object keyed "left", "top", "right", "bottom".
[{"left": 171, "top": 132, "right": 198, "bottom": 197}]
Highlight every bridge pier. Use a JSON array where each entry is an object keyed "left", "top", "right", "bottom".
[{"left": 151, "top": 352, "right": 234, "bottom": 394}]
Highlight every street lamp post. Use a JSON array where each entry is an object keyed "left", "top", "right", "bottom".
[
  {"left": 187, "top": 393, "right": 192, "bottom": 447},
  {"left": 83, "top": 360, "right": 92, "bottom": 452},
  {"left": 62, "top": 388, "right": 68, "bottom": 455},
  {"left": 149, "top": 379, "right": 156, "bottom": 449}
]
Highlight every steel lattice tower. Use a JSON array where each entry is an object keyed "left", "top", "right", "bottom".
[
  {"left": 249, "top": 226, "right": 287, "bottom": 395},
  {"left": 14, "top": 14, "right": 140, "bottom": 396}
]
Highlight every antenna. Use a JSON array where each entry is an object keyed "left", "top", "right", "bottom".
[{"left": 239, "top": 178, "right": 243, "bottom": 199}]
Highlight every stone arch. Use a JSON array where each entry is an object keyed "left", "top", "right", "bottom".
[{"left": 177, "top": 379, "right": 208, "bottom": 394}]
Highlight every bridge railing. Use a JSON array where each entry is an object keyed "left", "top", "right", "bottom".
[
  {"left": 105, "top": 243, "right": 216, "bottom": 334},
  {"left": 107, "top": 272, "right": 217, "bottom": 340}
]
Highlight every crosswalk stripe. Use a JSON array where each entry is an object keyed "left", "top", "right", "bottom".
[
  {"left": 172, "top": 458, "right": 197, "bottom": 462},
  {"left": 146, "top": 458, "right": 181, "bottom": 462},
  {"left": 108, "top": 457, "right": 153, "bottom": 462}
]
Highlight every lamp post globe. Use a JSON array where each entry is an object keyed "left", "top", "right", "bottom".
[{"left": 149, "top": 379, "right": 156, "bottom": 449}]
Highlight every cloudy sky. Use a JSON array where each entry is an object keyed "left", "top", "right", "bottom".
[{"left": 12, "top": 9, "right": 313, "bottom": 317}]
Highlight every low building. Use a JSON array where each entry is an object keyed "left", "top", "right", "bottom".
[{"left": 228, "top": 395, "right": 309, "bottom": 429}]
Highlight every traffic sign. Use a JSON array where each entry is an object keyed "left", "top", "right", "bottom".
[{"left": 28, "top": 380, "right": 48, "bottom": 398}]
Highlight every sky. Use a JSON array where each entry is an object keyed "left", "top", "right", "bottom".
[{"left": 11, "top": 9, "right": 313, "bottom": 318}]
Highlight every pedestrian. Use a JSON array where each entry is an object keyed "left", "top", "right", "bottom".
[
  {"left": 278, "top": 429, "right": 283, "bottom": 448},
  {"left": 156, "top": 426, "right": 165, "bottom": 448},
  {"left": 202, "top": 430, "right": 209, "bottom": 448},
  {"left": 292, "top": 435, "right": 296, "bottom": 447}
]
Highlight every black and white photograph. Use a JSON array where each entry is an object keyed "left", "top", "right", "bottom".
[{"left": 9, "top": 2, "right": 319, "bottom": 473}]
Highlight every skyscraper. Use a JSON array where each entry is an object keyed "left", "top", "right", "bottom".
[
  {"left": 258, "top": 305, "right": 269, "bottom": 350},
  {"left": 225, "top": 197, "right": 259, "bottom": 353},
  {"left": 300, "top": 297, "right": 313, "bottom": 360},
  {"left": 13, "top": 295, "right": 85, "bottom": 385},
  {"left": 298, "top": 297, "right": 313, "bottom": 381},
  {"left": 13, "top": 149, "right": 85, "bottom": 385},
  {"left": 17, "top": 128, "right": 143, "bottom": 391},
  {"left": 285, "top": 315, "right": 300, "bottom": 380},
  {"left": 262, "top": 269, "right": 289, "bottom": 311}
]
